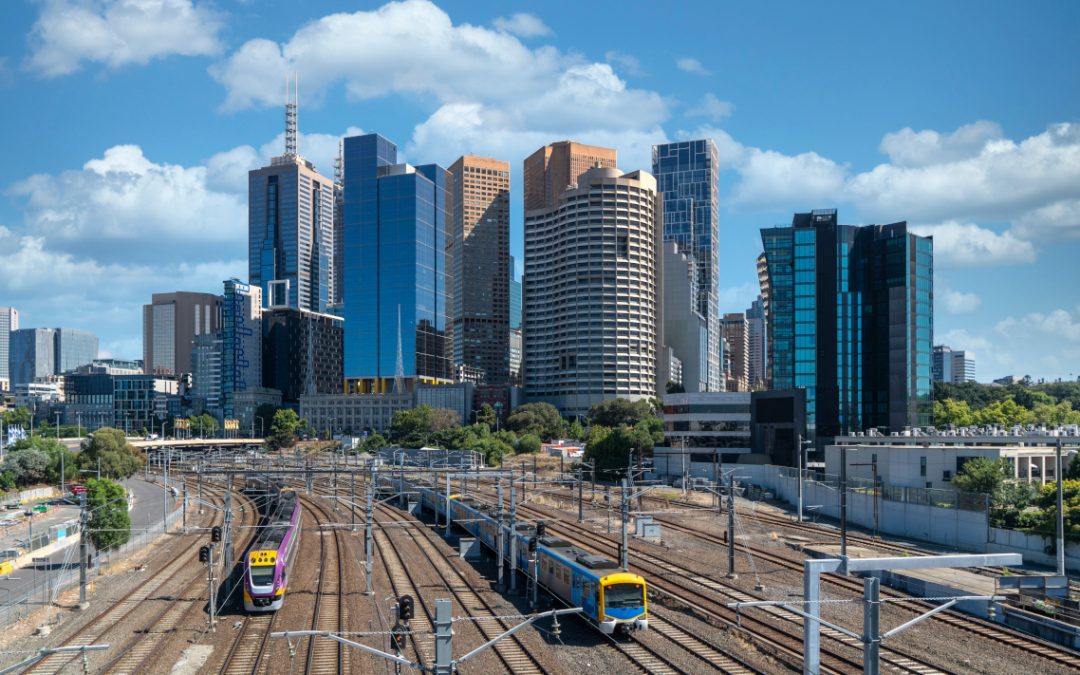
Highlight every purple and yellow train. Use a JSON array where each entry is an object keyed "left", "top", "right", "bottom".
[{"left": 243, "top": 488, "right": 301, "bottom": 612}]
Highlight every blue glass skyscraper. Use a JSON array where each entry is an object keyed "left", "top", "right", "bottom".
[
  {"left": 652, "top": 139, "right": 722, "bottom": 391},
  {"left": 760, "top": 209, "right": 933, "bottom": 442},
  {"left": 342, "top": 133, "right": 452, "bottom": 392}
]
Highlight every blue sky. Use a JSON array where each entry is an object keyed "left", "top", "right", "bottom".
[{"left": 1, "top": 0, "right": 1078, "bottom": 381}]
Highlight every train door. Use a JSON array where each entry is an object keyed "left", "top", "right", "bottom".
[{"left": 582, "top": 580, "right": 597, "bottom": 619}]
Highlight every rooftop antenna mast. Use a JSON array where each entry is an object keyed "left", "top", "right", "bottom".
[
  {"left": 285, "top": 73, "right": 299, "bottom": 157},
  {"left": 334, "top": 138, "right": 344, "bottom": 187}
]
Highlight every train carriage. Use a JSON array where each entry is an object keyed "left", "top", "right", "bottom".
[
  {"left": 243, "top": 488, "right": 302, "bottom": 612},
  {"left": 417, "top": 484, "right": 648, "bottom": 635}
]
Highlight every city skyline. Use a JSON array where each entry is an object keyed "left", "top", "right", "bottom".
[{"left": 0, "top": 2, "right": 1078, "bottom": 381}]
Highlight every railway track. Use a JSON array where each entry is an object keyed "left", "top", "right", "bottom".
[
  {"left": 299, "top": 495, "right": 348, "bottom": 675},
  {"left": 654, "top": 507, "right": 1080, "bottom": 671},
  {"left": 217, "top": 612, "right": 277, "bottom": 675},
  {"left": 386, "top": 481, "right": 768, "bottom": 674},
  {"left": 461, "top": 484, "right": 939, "bottom": 674},
  {"left": 25, "top": 479, "right": 245, "bottom": 675}
]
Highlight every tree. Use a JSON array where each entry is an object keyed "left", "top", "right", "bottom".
[
  {"left": 1032, "top": 401, "right": 1080, "bottom": 426},
  {"left": 2, "top": 447, "right": 49, "bottom": 486},
  {"left": 952, "top": 458, "right": 1010, "bottom": 495},
  {"left": 584, "top": 425, "right": 639, "bottom": 476},
  {"left": 3, "top": 437, "right": 76, "bottom": 485},
  {"left": 477, "top": 436, "right": 514, "bottom": 467},
  {"left": 86, "top": 478, "right": 131, "bottom": 550},
  {"left": 587, "top": 398, "right": 657, "bottom": 428},
  {"left": 0, "top": 407, "right": 32, "bottom": 430},
  {"left": 567, "top": 419, "right": 585, "bottom": 442},
  {"left": 268, "top": 409, "right": 302, "bottom": 450},
  {"left": 79, "top": 428, "right": 145, "bottom": 480},
  {"left": 517, "top": 434, "right": 541, "bottom": 455},
  {"left": 933, "top": 399, "right": 974, "bottom": 427},
  {"left": 188, "top": 413, "right": 220, "bottom": 437},
  {"left": 358, "top": 433, "right": 387, "bottom": 454},
  {"left": 505, "top": 403, "right": 565, "bottom": 441},
  {"left": 1030, "top": 480, "right": 1080, "bottom": 542},
  {"left": 474, "top": 404, "right": 497, "bottom": 430},
  {"left": 390, "top": 406, "right": 461, "bottom": 448},
  {"left": 972, "top": 399, "right": 1034, "bottom": 426}
]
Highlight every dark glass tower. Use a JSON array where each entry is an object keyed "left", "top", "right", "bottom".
[
  {"left": 342, "top": 133, "right": 452, "bottom": 392},
  {"left": 760, "top": 209, "right": 932, "bottom": 442}
]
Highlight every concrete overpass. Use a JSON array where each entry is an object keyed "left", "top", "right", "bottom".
[{"left": 131, "top": 438, "right": 264, "bottom": 450}]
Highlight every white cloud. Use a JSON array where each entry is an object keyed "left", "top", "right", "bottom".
[
  {"left": 0, "top": 227, "right": 242, "bottom": 358},
  {"left": 939, "top": 328, "right": 991, "bottom": 355},
  {"left": 676, "top": 57, "right": 710, "bottom": 76},
  {"left": 731, "top": 148, "right": 848, "bottom": 208},
  {"left": 1012, "top": 198, "right": 1080, "bottom": 240},
  {"left": 879, "top": 120, "right": 1003, "bottom": 168},
  {"left": 909, "top": 221, "right": 1035, "bottom": 267},
  {"left": 849, "top": 122, "right": 1080, "bottom": 224},
  {"left": 27, "top": 0, "right": 223, "bottom": 77},
  {"left": 686, "top": 93, "right": 734, "bottom": 121},
  {"left": 211, "top": 1, "right": 667, "bottom": 172},
  {"left": 605, "top": 50, "right": 644, "bottom": 77},
  {"left": 940, "top": 288, "right": 981, "bottom": 314},
  {"left": 492, "top": 13, "right": 551, "bottom": 37},
  {"left": 9, "top": 144, "right": 245, "bottom": 264}
]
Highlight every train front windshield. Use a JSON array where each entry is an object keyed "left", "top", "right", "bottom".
[
  {"left": 250, "top": 566, "right": 275, "bottom": 586},
  {"left": 605, "top": 582, "right": 644, "bottom": 609}
]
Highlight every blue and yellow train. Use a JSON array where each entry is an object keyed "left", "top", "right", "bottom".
[{"left": 412, "top": 483, "right": 648, "bottom": 635}]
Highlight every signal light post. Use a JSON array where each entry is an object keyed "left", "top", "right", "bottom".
[
  {"left": 200, "top": 544, "right": 216, "bottom": 631},
  {"left": 508, "top": 482, "right": 517, "bottom": 594}
]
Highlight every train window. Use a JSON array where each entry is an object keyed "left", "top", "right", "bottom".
[{"left": 604, "top": 583, "right": 644, "bottom": 609}]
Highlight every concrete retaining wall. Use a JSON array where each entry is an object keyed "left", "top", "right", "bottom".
[{"left": 986, "top": 526, "right": 1080, "bottom": 570}]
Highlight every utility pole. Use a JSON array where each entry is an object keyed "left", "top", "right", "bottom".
[
  {"left": 863, "top": 577, "right": 881, "bottom": 675},
  {"left": 207, "top": 547, "right": 216, "bottom": 631},
  {"left": 351, "top": 471, "right": 356, "bottom": 530},
  {"left": 365, "top": 472, "right": 374, "bottom": 595},
  {"left": 434, "top": 598, "right": 453, "bottom": 675},
  {"left": 496, "top": 478, "right": 505, "bottom": 591},
  {"left": 163, "top": 449, "right": 169, "bottom": 533},
  {"left": 78, "top": 491, "right": 88, "bottom": 608},
  {"left": 797, "top": 433, "right": 804, "bottom": 523},
  {"left": 509, "top": 481, "right": 518, "bottom": 593},
  {"left": 197, "top": 464, "right": 203, "bottom": 515},
  {"left": 620, "top": 478, "right": 629, "bottom": 569},
  {"left": 182, "top": 483, "right": 187, "bottom": 529},
  {"left": 727, "top": 470, "right": 736, "bottom": 579},
  {"left": 223, "top": 488, "right": 234, "bottom": 597},
  {"left": 840, "top": 445, "right": 848, "bottom": 566},
  {"left": 1057, "top": 438, "right": 1065, "bottom": 576},
  {"left": 577, "top": 467, "right": 583, "bottom": 523}
]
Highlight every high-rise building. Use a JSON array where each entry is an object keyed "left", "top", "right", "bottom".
[
  {"left": 448, "top": 155, "right": 510, "bottom": 386},
  {"left": 662, "top": 242, "right": 708, "bottom": 393},
  {"left": 248, "top": 92, "right": 335, "bottom": 312},
  {"left": 524, "top": 140, "right": 617, "bottom": 212},
  {"left": 332, "top": 140, "right": 345, "bottom": 308},
  {"left": 652, "top": 139, "right": 722, "bottom": 392},
  {"left": 341, "top": 133, "right": 452, "bottom": 392},
  {"left": 0, "top": 307, "right": 18, "bottom": 390},
  {"left": 524, "top": 162, "right": 662, "bottom": 416},
  {"left": 191, "top": 332, "right": 223, "bottom": 417},
  {"left": 746, "top": 296, "right": 767, "bottom": 390},
  {"left": 222, "top": 279, "right": 263, "bottom": 421},
  {"left": 143, "top": 292, "right": 223, "bottom": 376},
  {"left": 54, "top": 328, "right": 98, "bottom": 374},
  {"left": 263, "top": 307, "right": 344, "bottom": 405},
  {"left": 722, "top": 313, "right": 749, "bottom": 392},
  {"left": 760, "top": 209, "right": 933, "bottom": 441},
  {"left": 933, "top": 345, "right": 976, "bottom": 384},
  {"left": 8, "top": 328, "right": 55, "bottom": 386}
]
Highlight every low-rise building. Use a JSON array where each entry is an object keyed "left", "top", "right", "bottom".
[
  {"left": 233, "top": 387, "right": 282, "bottom": 434},
  {"left": 825, "top": 433, "right": 1077, "bottom": 490},
  {"left": 415, "top": 383, "right": 475, "bottom": 426},
  {"left": 300, "top": 392, "right": 412, "bottom": 435}
]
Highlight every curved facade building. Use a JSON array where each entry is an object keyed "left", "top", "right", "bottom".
[{"left": 524, "top": 164, "right": 663, "bottom": 416}]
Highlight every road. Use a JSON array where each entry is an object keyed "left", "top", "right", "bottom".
[{"left": 0, "top": 478, "right": 178, "bottom": 620}]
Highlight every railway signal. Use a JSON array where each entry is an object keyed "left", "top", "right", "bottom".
[
  {"left": 211, "top": 525, "right": 222, "bottom": 543},
  {"left": 535, "top": 521, "right": 546, "bottom": 539},
  {"left": 528, "top": 536, "right": 538, "bottom": 554},
  {"left": 397, "top": 596, "right": 412, "bottom": 622},
  {"left": 199, "top": 545, "right": 210, "bottom": 564}
]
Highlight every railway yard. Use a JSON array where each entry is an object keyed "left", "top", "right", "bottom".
[{"left": 3, "top": 452, "right": 1080, "bottom": 674}]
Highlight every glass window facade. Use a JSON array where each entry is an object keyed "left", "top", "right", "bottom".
[
  {"left": 760, "top": 210, "right": 933, "bottom": 442},
  {"left": 342, "top": 134, "right": 451, "bottom": 390},
  {"left": 653, "top": 140, "right": 722, "bottom": 392}
]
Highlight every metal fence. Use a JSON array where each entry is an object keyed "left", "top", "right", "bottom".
[
  {"left": 0, "top": 506, "right": 181, "bottom": 625},
  {"left": 774, "top": 465, "right": 988, "bottom": 512}
]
